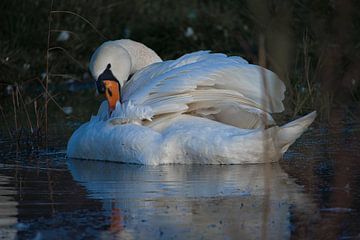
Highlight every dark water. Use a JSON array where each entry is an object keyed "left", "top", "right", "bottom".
[{"left": 0, "top": 123, "right": 360, "bottom": 240}]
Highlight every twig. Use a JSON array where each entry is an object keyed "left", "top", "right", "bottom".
[
  {"left": 16, "top": 83, "right": 34, "bottom": 133},
  {"left": 25, "top": 93, "right": 44, "bottom": 106},
  {"left": 50, "top": 10, "right": 107, "bottom": 40},
  {"left": 0, "top": 103, "right": 13, "bottom": 139},
  {"left": 48, "top": 46, "right": 86, "bottom": 70},
  {"left": 36, "top": 78, "right": 67, "bottom": 114},
  {"left": 45, "top": 0, "right": 54, "bottom": 145},
  {"left": 49, "top": 73, "right": 79, "bottom": 80},
  {"left": 16, "top": 84, "right": 20, "bottom": 109},
  {"left": 303, "top": 30, "right": 313, "bottom": 102},
  {"left": 34, "top": 100, "right": 40, "bottom": 130},
  {"left": 12, "top": 89, "right": 18, "bottom": 136}
]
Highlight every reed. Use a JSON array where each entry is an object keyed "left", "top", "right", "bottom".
[
  {"left": 0, "top": 0, "right": 359, "bottom": 139},
  {"left": 0, "top": 0, "right": 107, "bottom": 145},
  {"left": 44, "top": 0, "right": 53, "bottom": 144}
]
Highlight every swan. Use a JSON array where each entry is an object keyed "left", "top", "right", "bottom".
[{"left": 67, "top": 39, "right": 316, "bottom": 165}]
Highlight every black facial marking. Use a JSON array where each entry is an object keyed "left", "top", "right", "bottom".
[
  {"left": 96, "top": 63, "right": 118, "bottom": 93},
  {"left": 98, "top": 64, "right": 117, "bottom": 82},
  {"left": 96, "top": 80, "right": 105, "bottom": 93}
]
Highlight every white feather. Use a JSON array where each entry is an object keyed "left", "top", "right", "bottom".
[
  {"left": 109, "top": 101, "right": 154, "bottom": 124},
  {"left": 121, "top": 50, "right": 285, "bottom": 128}
]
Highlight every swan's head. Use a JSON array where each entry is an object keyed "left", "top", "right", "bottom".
[
  {"left": 96, "top": 63, "right": 121, "bottom": 114},
  {"left": 89, "top": 39, "right": 162, "bottom": 112},
  {"left": 89, "top": 41, "right": 132, "bottom": 112}
]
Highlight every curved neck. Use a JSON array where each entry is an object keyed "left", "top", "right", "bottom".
[
  {"left": 90, "top": 39, "right": 162, "bottom": 89},
  {"left": 115, "top": 39, "right": 162, "bottom": 75}
]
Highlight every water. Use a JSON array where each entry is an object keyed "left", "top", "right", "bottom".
[{"left": 0, "top": 124, "right": 360, "bottom": 239}]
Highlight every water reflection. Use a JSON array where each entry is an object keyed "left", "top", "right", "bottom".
[
  {"left": 0, "top": 173, "right": 17, "bottom": 239},
  {"left": 68, "top": 160, "right": 315, "bottom": 239},
  {"left": 0, "top": 121, "right": 359, "bottom": 239},
  {"left": 0, "top": 151, "right": 111, "bottom": 240}
]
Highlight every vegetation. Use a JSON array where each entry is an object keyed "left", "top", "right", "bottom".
[{"left": 0, "top": 0, "right": 359, "bottom": 141}]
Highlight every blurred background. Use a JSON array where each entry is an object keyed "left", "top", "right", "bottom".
[{"left": 0, "top": 0, "right": 359, "bottom": 140}]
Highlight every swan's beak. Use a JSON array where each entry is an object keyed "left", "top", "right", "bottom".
[{"left": 103, "top": 80, "right": 120, "bottom": 112}]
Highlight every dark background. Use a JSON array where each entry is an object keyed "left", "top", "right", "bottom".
[{"left": 1, "top": 0, "right": 359, "bottom": 138}]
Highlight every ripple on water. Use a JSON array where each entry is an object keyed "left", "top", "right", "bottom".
[
  {"left": 0, "top": 123, "right": 359, "bottom": 239},
  {"left": 0, "top": 174, "right": 17, "bottom": 239}
]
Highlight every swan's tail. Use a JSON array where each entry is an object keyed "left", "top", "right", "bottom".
[{"left": 278, "top": 111, "right": 316, "bottom": 153}]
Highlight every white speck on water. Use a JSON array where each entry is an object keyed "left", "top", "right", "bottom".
[
  {"left": 23, "top": 63, "right": 30, "bottom": 70},
  {"left": 184, "top": 27, "right": 194, "bottom": 38},
  {"left": 40, "top": 72, "right": 47, "bottom": 80},
  {"left": 63, "top": 106, "right": 73, "bottom": 115},
  {"left": 6, "top": 85, "right": 13, "bottom": 95},
  {"left": 57, "top": 31, "right": 70, "bottom": 42}
]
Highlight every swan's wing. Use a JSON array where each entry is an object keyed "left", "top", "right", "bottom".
[{"left": 121, "top": 51, "right": 286, "bottom": 128}]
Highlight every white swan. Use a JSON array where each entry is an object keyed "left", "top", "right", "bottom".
[{"left": 67, "top": 39, "right": 316, "bottom": 165}]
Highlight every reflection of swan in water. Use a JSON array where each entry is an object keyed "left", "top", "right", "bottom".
[{"left": 68, "top": 159, "right": 315, "bottom": 239}]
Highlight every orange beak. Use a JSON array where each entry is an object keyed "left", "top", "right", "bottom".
[{"left": 103, "top": 80, "right": 120, "bottom": 113}]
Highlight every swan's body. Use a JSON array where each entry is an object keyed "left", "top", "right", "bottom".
[{"left": 67, "top": 39, "right": 316, "bottom": 165}]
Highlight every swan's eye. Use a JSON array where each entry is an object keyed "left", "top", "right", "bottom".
[{"left": 96, "top": 80, "right": 105, "bottom": 93}]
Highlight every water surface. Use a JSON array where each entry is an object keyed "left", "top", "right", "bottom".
[{"left": 0, "top": 123, "right": 359, "bottom": 239}]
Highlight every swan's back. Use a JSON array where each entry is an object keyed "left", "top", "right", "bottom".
[{"left": 121, "top": 51, "right": 286, "bottom": 129}]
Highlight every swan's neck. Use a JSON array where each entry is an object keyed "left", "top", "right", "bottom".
[
  {"left": 90, "top": 39, "right": 162, "bottom": 88},
  {"left": 115, "top": 39, "right": 162, "bottom": 78}
]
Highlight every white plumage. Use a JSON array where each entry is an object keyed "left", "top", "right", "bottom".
[{"left": 67, "top": 39, "right": 316, "bottom": 165}]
